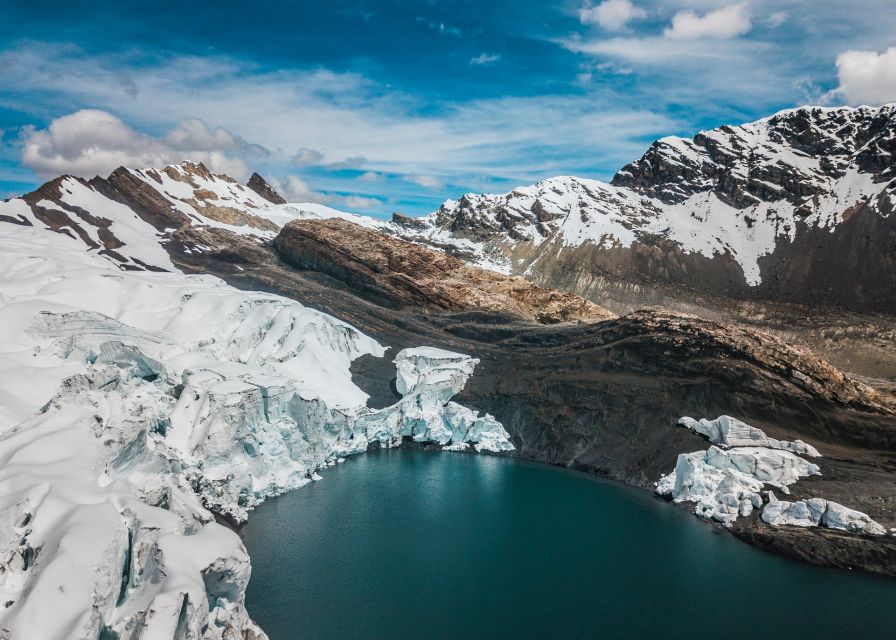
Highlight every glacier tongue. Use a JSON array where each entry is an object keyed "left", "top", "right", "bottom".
[{"left": 0, "top": 220, "right": 512, "bottom": 640}]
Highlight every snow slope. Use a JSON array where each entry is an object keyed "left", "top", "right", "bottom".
[{"left": 0, "top": 191, "right": 510, "bottom": 639}]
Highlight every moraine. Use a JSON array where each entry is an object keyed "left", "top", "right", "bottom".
[{"left": 240, "top": 449, "right": 896, "bottom": 640}]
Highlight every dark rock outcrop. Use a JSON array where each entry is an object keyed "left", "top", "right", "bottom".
[{"left": 246, "top": 172, "right": 286, "bottom": 205}]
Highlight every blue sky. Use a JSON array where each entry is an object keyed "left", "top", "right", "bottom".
[{"left": 1, "top": 0, "right": 895, "bottom": 216}]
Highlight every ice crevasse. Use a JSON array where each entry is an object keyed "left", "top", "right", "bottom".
[{"left": 0, "top": 224, "right": 512, "bottom": 640}]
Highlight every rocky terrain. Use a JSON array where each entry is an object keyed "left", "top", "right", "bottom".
[
  {"left": 409, "top": 105, "right": 896, "bottom": 314},
  {"left": 395, "top": 106, "right": 896, "bottom": 387},
  {"left": 160, "top": 215, "right": 896, "bottom": 577},
  {"left": 273, "top": 218, "right": 612, "bottom": 323}
]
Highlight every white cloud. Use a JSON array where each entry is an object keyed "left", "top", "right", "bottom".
[
  {"left": 325, "top": 156, "right": 366, "bottom": 170},
  {"left": 291, "top": 147, "right": 324, "bottom": 165},
  {"left": 834, "top": 47, "right": 896, "bottom": 106},
  {"left": 275, "top": 175, "right": 316, "bottom": 200},
  {"left": 164, "top": 118, "right": 236, "bottom": 151},
  {"left": 767, "top": 11, "right": 787, "bottom": 28},
  {"left": 20, "top": 109, "right": 251, "bottom": 179},
  {"left": 272, "top": 175, "right": 382, "bottom": 210},
  {"left": 579, "top": 0, "right": 647, "bottom": 32},
  {"left": 470, "top": 52, "right": 501, "bottom": 66},
  {"left": 0, "top": 44, "right": 678, "bottom": 184},
  {"left": 340, "top": 195, "right": 382, "bottom": 209},
  {"left": 358, "top": 171, "right": 384, "bottom": 182},
  {"left": 405, "top": 174, "right": 443, "bottom": 190},
  {"left": 664, "top": 3, "right": 751, "bottom": 40}
]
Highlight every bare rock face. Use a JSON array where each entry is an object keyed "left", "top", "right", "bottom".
[
  {"left": 273, "top": 218, "right": 614, "bottom": 324},
  {"left": 247, "top": 172, "right": 287, "bottom": 205}
]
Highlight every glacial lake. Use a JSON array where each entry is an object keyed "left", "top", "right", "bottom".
[{"left": 240, "top": 449, "right": 896, "bottom": 640}]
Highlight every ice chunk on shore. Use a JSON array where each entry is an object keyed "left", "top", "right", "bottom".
[
  {"left": 678, "top": 415, "right": 820, "bottom": 457},
  {"left": 762, "top": 495, "right": 886, "bottom": 535},
  {"left": 659, "top": 415, "right": 883, "bottom": 536},
  {"left": 656, "top": 445, "right": 819, "bottom": 526},
  {"left": 377, "top": 347, "right": 513, "bottom": 452}
]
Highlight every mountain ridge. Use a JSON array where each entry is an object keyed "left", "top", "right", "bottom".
[{"left": 408, "top": 103, "right": 896, "bottom": 315}]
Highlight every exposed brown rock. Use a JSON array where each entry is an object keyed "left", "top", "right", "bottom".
[
  {"left": 19, "top": 176, "right": 142, "bottom": 268},
  {"left": 273, "top": 218, "right": 614, "bottom": 324},
  {"left": 183, "top": 199, "right": 279, "bottom": 233}
]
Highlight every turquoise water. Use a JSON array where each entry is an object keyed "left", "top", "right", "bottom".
[{"left": 240, "top": 450, "right": 896, "bottom": 640}]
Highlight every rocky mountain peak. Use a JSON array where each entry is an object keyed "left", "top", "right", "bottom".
[
  {"left": 611, "top": 104, "right": 896, "bottom": 208},
  {"left": 247, "top": 172, "right": 287, "bottom": 204}
]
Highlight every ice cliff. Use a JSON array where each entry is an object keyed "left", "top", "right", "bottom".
[
  {"left": 0, "top": 217, "right": 511, "bottom": 639},
  {"left": 656, "top": 416, "right": 885, "bottom": 534}
]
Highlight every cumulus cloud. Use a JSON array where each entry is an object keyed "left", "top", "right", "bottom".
[
  {"left": 834, "top": 47, "right": 896, "bottom": 106},
  {"left": 405, "top": 174, "right": 443, "bottom": 190},
  {"left": 21, "top": 109, "right": 259, "bottom": 179},
  {"left": 471, "top": 53, "right": 501, "bottom": 66},
  {"left": 664, "top": 3, "right": 751, "bottom": 40},
  {"left": 291, "top": 147, "right": 324, "bottom": 165},
  {"left": 579, "top": 0, "right": 647, "bottom": 31}
]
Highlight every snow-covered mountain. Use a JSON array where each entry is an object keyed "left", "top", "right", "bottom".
[
  {"left": 6, "top": 104, "right": 893, "bottom": 315},
  {"left": 0, "top": 161, "right": 390, "bottom": 275},
  {"left": 0, "top": 165, "right": 511, "bottom": 639},
  {"left": 403, "top": 104, "right": 896, "bottom": 314}
]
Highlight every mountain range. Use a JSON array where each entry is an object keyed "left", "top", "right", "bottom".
[{"left": 1, "top": 104, "right": 895, "bottom": 639}]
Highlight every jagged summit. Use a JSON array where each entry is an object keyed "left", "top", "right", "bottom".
[
  {"left": 247, "top": 171, "right": 287, "bottom": 205},
  {"left": 611, "top": 103, "right": 896, "bottom": 207},
  {"left": 0, "top": 161, "right": 311, "bottom": 272}
]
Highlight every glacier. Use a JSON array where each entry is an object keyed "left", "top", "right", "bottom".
[{"left": 0, "top": 210, "right": 511, "bottom": 639}]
